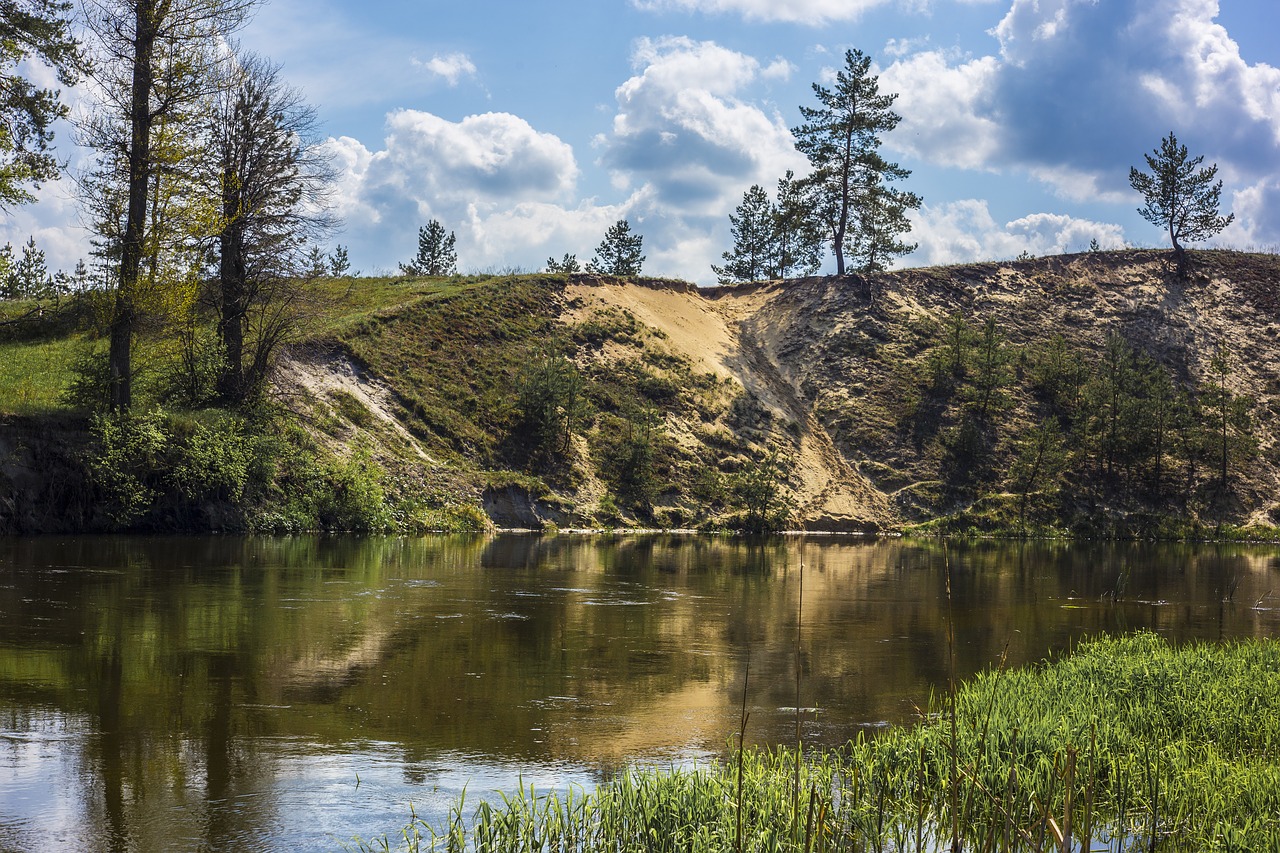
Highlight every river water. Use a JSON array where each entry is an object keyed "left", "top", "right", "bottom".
[{"left": 1, "top": 534, "right": 1278, "bottom": 851}]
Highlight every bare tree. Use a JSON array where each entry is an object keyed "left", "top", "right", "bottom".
[{"left": 204, "top": 51, "right": 334, "bottom": 402}]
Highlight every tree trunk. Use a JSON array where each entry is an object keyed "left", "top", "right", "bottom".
[
  {"left": 217, "top": 167, "right": 247, "bottom": 402},
  {"left": 110, "top": 1, "right": 158, "bottom": 412}
]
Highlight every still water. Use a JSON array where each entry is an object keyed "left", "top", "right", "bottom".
[{"left": 2, "top": 534, "right": 1279, "bottom": 851}]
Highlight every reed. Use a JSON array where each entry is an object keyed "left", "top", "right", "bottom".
[{"left": 350, "top": 633, "right": 1280, "bottom": 852}]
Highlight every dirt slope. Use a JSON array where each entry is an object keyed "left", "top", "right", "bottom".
[
  {"left": 279, "top": 250, "right": 1279, "bottom": 533},
  {"left": 565, "top": 276, "right": 893, "bottom": 529}
]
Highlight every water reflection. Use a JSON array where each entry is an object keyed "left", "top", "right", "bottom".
[{"left": 1, "top": 535, "right": 1278, "bottom": 851}]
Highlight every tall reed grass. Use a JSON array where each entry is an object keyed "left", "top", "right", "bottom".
[{"left": 351, "top": 633, "right": 1280, "bottom": 852}]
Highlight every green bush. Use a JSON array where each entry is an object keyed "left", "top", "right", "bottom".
[{"left": 85, "top": 410, "right": 169, "bottom": 524}]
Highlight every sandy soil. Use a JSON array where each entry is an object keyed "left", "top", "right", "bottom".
[{"left": 565, "top": 278, "right": 894, "bottom": 530}]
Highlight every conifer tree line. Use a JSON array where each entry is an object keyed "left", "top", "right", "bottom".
[{"left": 903, "top": 315, "right": 1257, "bottom": 531}]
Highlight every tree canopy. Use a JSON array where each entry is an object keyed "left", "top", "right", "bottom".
[
  {"left": 588, "top": 219, "right": 644, "bottom": 277},
  {"left": 400, "top": 220, "right": 457, "bottom": 276},
  {"left": 1129, "top": 131, "right": 1233, "bottom": 266},
  {"left": 0, "top": 0, "right": 84, "bottom": 208},
  {"left": 792, "top": 48, "right": 918, "bottom": 275}
]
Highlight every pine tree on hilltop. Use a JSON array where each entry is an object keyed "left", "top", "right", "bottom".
[
  {"left": 1129, "top": 131, "right": 1233, "bottom": 273},
  {"left": 400, "top": 220, "right": 458, "bottom": 276},
  {"left": 792, "top": 48, "right": 919, "bottom": 275},
  {"left": 713, "top": 185, "right": 775, "bottom": 284},
  {"left": 587, "top": 219, "right": 644, "bottom": 277}
]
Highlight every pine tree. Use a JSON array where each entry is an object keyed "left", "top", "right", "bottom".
[
  {"left": 13, "top": 235, "right": 50, "bottom": 298},
  {"left": 0, "top": 0, "right": 84, "bottom": 208},
  {"left": 400, "top": 220, "right": 457, "bottom": 276},
  {"left": 772, "top": 170, "right": 823, "bottom": 279},
  {"left": 587, "top": 219, "right": 644, "bottom": 277},
  {"left": 792, "top": 49, "right": 919, "bottom": 275},
  {"left": 712, "top": 184, "right": 775, "bottom": 284},
  {"left": 328, "top": 245, "right": 351, "bottom": 277},
  {"left": 846, "top": 157, "right": 920, "bottom": 273},
  {"left": 1129, "top": 132, "right": 1233, "bottom": 270},
  {"left": 545, "top": 253, "right": 580, "bottom": 274}
]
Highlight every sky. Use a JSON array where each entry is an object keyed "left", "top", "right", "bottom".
[{"left": 4, "top": 0, "right": 1279, "bottom": 284}]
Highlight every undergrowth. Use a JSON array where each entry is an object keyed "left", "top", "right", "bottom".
[{"left": 353, "top": 634, "right": 1280, "bottom": 852}]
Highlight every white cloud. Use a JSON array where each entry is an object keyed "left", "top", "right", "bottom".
[
  {"left": 320, "top": 110, "right": 582, "bottom": 272},
  {"left": 1221, "top": 178, "right": 1280, "bottom": 250},
  {"left": 879, "top": 50, "right": 1001, "bottom": 170},
  {"left": 412, "top": 52, "right": 479, "bottom": 87},
  {"left": 907, "top": 200, "right": 1126, "bottom": 265},
  {"left": 761, "top": 58, "right": 797, "bottom": 81},
  {"left": 0, "top": 182, "right": 92, "bottom": 275},
  {"left": 631, "top": 0, "right": 895, "bottom": 25},
  {"left": 884, "top": 0, "right": 1280, "bottom": 204},
  {"left": 603, "top": 36, "right": 808, "bottom": 216}
]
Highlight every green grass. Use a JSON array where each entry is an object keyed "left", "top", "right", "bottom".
[
  {"left": 353, "top": 634, "right": 1280, "bottom": 851},
  {"left": 0, "top": 334, "right": 88, "bottom": 413}
]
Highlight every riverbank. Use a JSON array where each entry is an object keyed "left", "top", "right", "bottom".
[{"left": 356, "top": 633, "right": 1280, "bottom": 852}]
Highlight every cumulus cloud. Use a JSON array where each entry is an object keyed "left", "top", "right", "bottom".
[
  {"left": 601, "top": 36, "right": 809, "bottom": 216},
  {"left": 320, "top": 110, "right": 582, "bottom": 272},
  {"left": 885, "top": 0, "right": 1280, "bottom": 208},
  {"left": 907, "top": 200, "right": 1126, "bottom": 265},
  {"left": 1221, "top": 179, "right": 1280, "bottom": 250},
  {"left": 0, "top": 182, "right": 92, "bottom": 274},
  {"left": 631, "top": 0, "right": 896, "bottom": 25},
  {"left": 412, "top": 52, "right": 478, "bottom": 87},
  {"left": 879, "top": 50, "right": 1002, "bottom": 170}
]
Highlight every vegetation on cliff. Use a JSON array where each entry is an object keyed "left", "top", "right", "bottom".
[{"left": 1, "top": 248, "right": 1278, "bottom": 536}]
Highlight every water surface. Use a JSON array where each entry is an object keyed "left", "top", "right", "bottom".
[{"left": 2, "top": 535, "right": 1278, "bottom": 851}]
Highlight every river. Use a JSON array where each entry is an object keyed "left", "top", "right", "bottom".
[{"left": 1, "top": 534, "right": 1278, "bottom": 851}]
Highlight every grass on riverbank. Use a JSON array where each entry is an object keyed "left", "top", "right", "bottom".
[{"left": 352, "top": 633, "right": 1280, "bottom": 852}]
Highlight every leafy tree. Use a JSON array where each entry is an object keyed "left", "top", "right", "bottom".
[
  {"left": 513, "top": 352, "right": 588, "bottom": 467},
  {"left": 587, "top": 219, "right": 644, "bottom": 277},
  {"left": 206, "top": 52, "right": 335, "bottom": 403},
  {"left": 399, "top": 220, "right": 456, "bottom": 276},
  {"left": 598, "top": 408, "right": 661, "bottom": 511},
  {"left": 328, "top": 245, "right": 352, "bottom": 277},
  {"left": 0, "top": 0, "right": 83, "bottom": 208},
  {"left": 1129, "top": 131, "right": 1234, "bottom": 269},
  {"left": 80, "top": 0, "right": 257, "bottom": 411},
  {"left": 729, "top": 451, "right": 792, "bottom": 533},
  {"left": 545, "top": 253, "right": 580, "bottom": 274},
  {"left": 792, "top": 48, "right": 918, "bottom": 274},
  {"left": 772, "top": 170, "right": 823, "bottom": 279},
  {"left": 713, "top": 184, "right": 776, "bottom": 283}
]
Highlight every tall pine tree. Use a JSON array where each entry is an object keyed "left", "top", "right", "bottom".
[{"left": 792, "top": 49, "right": 918, "bottom": 275}]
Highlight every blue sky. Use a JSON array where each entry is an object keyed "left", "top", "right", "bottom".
[{"left": 5, "top": 0, "right": 1279, "bottom": 284}]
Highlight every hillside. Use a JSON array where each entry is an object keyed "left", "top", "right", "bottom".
[
  {"left": 2, "top": 249, "right": 1278, "bottom": 535},
  {"left": 278, "top": 248, "right": 1279, "bottom": 534}
]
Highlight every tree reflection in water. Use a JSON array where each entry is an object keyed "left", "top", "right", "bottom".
[{"left": 1, "top": 534, "right": 1277, "bottom": 851}]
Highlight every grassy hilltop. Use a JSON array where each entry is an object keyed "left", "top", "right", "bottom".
[{"left": 1, "top": 248, "right": 1278, "bottom": 536}]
